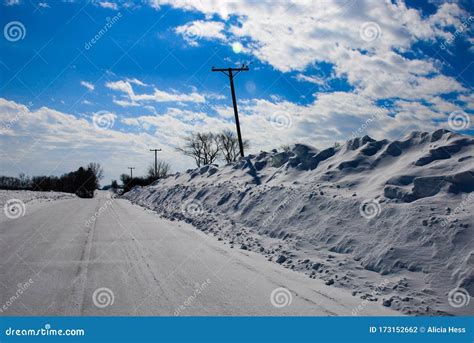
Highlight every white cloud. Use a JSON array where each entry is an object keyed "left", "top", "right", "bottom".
[
  {"left": 152, "top": 0, "right": 469, "bottom": 106},
  {"left": 0, "top": 86, "right": 468, "bottom": 183},
  {"left": 106, "top": 79, "right": 206, "bottom": 106},
  {"left": 175, "top": 20, "right": 226, "bottom": 46},
  {"left": 0, "top": 98, "right": 191, "bottom": 183},
  {"left": 38, "top": 2, "right": 50, "bottom": 8},
  {"left": 97, "top": 1, "right": 118, "bottom": 10},
  {"left": 80, "top": 81, "right": 95, "bottom": 91},
  {"left": 458, "top": 94, "right": 474, "bottom": 110},
  {"left": 126, "top": 78, "right": 148, "bottom": 86}
]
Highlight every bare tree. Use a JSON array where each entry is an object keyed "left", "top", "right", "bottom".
[
  {"left": 147, "top": 160, "right": 171, "bottom": 179},
  {"left": 217, "top": 129, "right": 249, "bottom": 163},
  {"left": 177, "top": 132, "right": 220, "bottom": 167},
  {"left": 87, "top": 162, "right": 104, "bottom": 180},
  {"left": 279, "top": 144, "right": 292, "bottom": 152}
]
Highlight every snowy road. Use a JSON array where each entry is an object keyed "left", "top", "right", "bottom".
[{"left": 0, "top": 191, "right": 397, "bottom": 316}]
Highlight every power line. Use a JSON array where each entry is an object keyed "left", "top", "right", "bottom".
[{"left": 212, "top": 64, "right": 249, "bottom": 158}]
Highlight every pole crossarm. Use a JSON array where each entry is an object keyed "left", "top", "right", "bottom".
[{"left": 212, "top": 65, "right": 249, "bottom": 78}]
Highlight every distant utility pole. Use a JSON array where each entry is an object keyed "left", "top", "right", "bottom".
[
  {"left": 149, "top": 148, "right": 162, "bottom": 176},
  {"left": 127, "top": 167, "right": 135, "bottom": 179},
  {"left": 212, "top": 64, "right": 249, "bottom": 158}
]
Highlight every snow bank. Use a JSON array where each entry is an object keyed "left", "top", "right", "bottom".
[
  {"left": 0, "top": 190, "right": 75, "bottom": 211},
  {"left": 124, "top": 129, "right": 473, "bottom": 315}
]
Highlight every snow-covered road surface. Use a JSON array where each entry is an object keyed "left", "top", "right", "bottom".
[{"left": 0, "top": 191, "right": 397, "bottom": 316}]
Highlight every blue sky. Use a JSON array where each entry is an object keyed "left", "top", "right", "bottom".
[{"left": 0, "top": 0, "right": 473, "bottom": 184}]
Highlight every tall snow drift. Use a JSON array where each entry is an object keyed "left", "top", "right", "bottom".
[{"left": 124, "top": 129, "right": 473, "bottom": 316}]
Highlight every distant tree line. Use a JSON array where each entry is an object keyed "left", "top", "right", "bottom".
[
  {"left": 120, "top": 160, "right": 171, "bottom": 193},
  {"left": 177, "top": 129, "right": 250, "bottom": 167},
  {"left": 0, "top": 163, "right": 103, "bottom": 198}
]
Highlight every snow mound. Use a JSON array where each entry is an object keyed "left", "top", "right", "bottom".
[
  {"left": 0, "top": 190, "right": 75, "bottom": 207},
  {"left": 124, "top": 129, "right": 474, "bottom": 316}
]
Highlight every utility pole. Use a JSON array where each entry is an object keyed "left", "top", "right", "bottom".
[
  {"left": 149, "top": 148, "right": 162, "bottom": 176},
  {"left": 127, "top": 167, "right": 135, "bottom": 179},
  {"left": 212, "top": 64, "right": 249, "bottom": 158}
]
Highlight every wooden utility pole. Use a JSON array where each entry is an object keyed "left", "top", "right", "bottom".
[
  {"left": 149, "top": 148, "right": 162, "bottom": 176},
  {"left": 127, "top": 167, "right": 135, "bottom": 179},
  {"left": 212, "top": 64, "right": 249, "bottom": 158}
]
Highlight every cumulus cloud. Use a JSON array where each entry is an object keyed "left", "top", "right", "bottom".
[
  {"left": 0, "top": 83, "right": 467, "bottom": 182},
  {"left": 153, "top": 0, "right": 470, "bottom": 106},
  {"left": 175, "top": 20, "right": 226, "bottom": 46},
  {"left": 0, "top": 98, "right": 190, "bottom": 183},
  {"left": 1, "top": 1, "right": 471, "bottom": 180}
]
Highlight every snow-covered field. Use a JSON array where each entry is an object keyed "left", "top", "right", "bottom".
[
  {"left": 0, "top": 190, "right": 76, "bottom": 220},
  {"left": 124, "top": 129, "right": 474, "bottom": 316}
]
